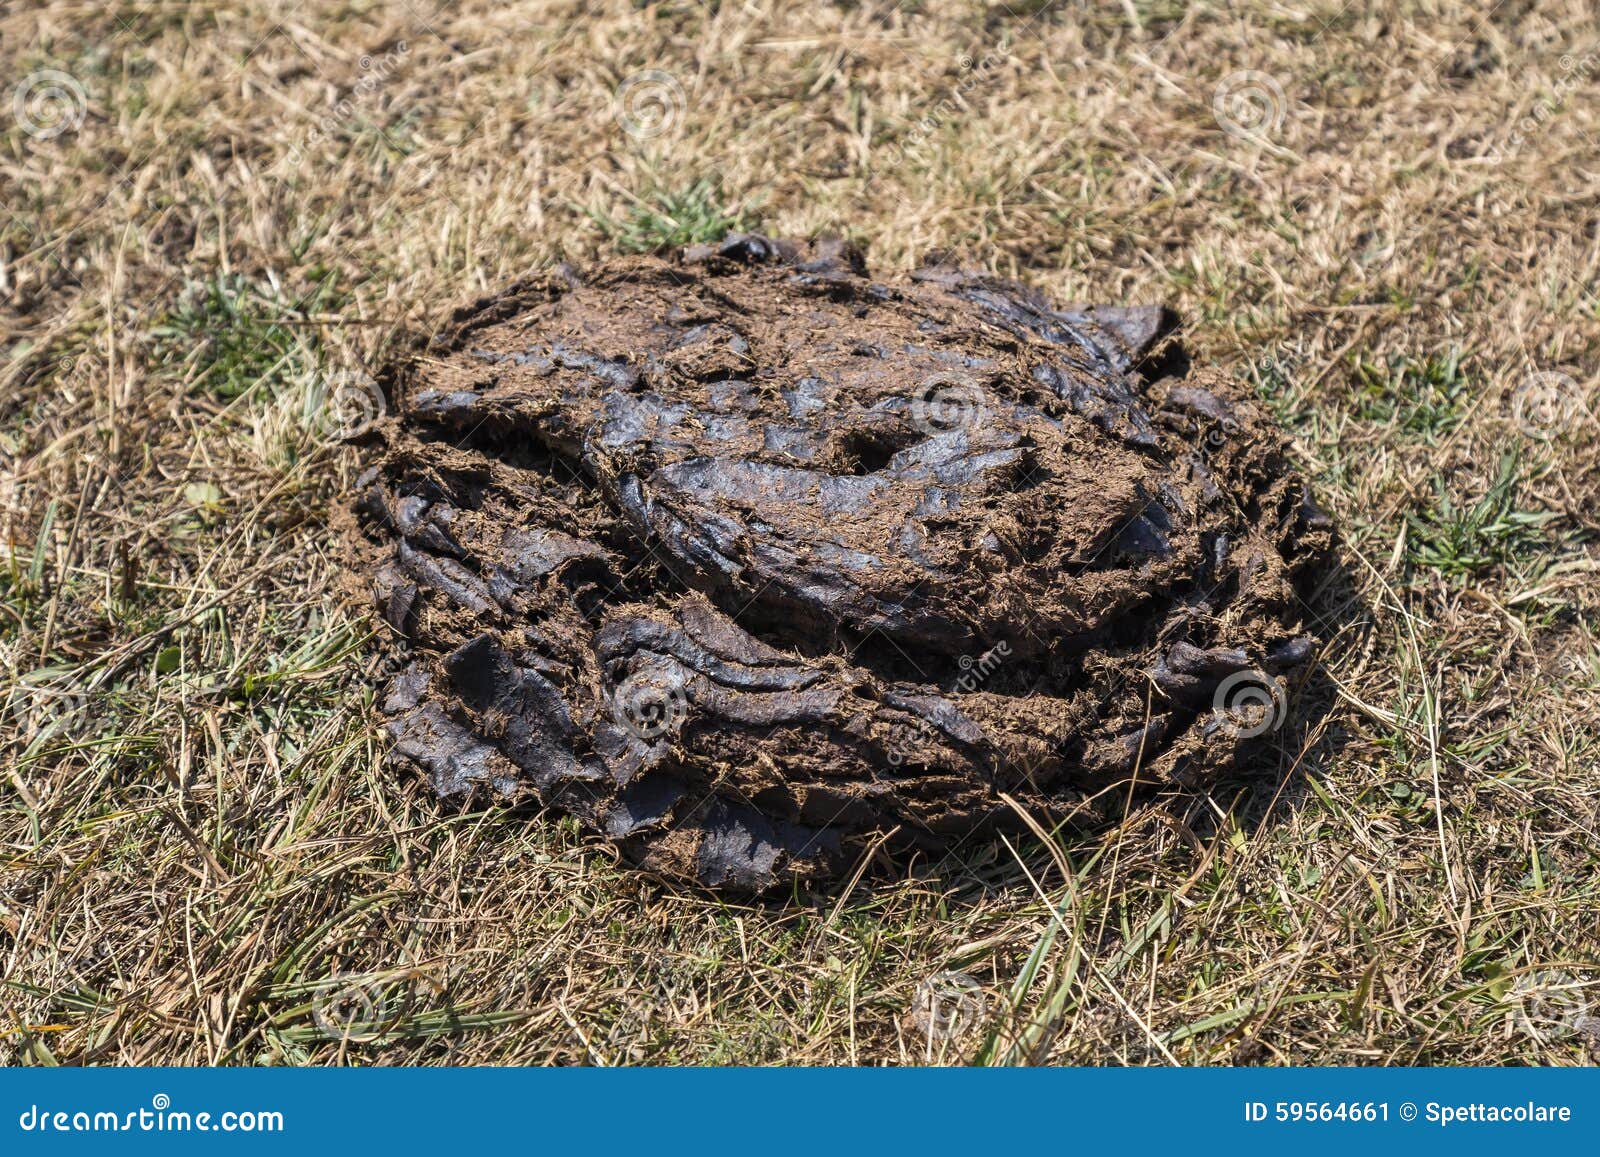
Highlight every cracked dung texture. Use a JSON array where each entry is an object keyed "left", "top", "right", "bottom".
[{"left": 346, "top": 234, "right": 1334, "bottom": 892}]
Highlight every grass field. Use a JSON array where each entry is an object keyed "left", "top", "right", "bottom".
[{"left": 3, "top": 0, "right": 1599, "bottom": 1066}]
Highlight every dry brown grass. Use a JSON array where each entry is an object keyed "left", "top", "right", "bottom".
[{"left": 2, "top": 0, "right": 1598, "bottom": 1066}]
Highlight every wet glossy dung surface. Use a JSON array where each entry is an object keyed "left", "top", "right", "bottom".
[{"left": 347, "top": 236, "right": 1333, "bottom": 891}]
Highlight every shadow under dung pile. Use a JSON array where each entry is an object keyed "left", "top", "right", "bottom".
[{"left": 345, "top": 234, "right": 1338, "bottom": 892}]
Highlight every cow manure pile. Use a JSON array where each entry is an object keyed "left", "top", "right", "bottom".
[{"left": 346, "top": 234, "right": 1335, "bottom": 892}]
